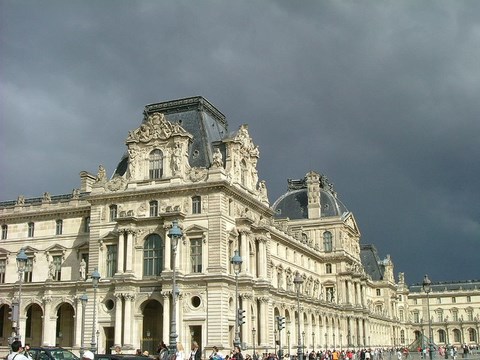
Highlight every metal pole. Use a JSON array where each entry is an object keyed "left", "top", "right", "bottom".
[
  {"left": 91, "top": 285, "right": 97, "bottom": 352},
  {"left": 294, "top": 273, "right": 303, "bottom": 360},
  {"left": 168, "top": 220, "right": 182, "bottom": 357},
  {"left": 234, "top": 269, "right": 240, "bottom": 347}
]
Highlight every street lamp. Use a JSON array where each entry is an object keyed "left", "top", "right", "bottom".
[
  {"left": 231, "top": 250, "right": 242, "bottom": 348},
  {"left": 340, "top": 333, "right": 342, "bottom": 350},
  {"left": 287, "top": 330, "right": 291, "bottom": 360},
  {"left": 294, "top": 273, "right": 304, "bottom": 360},
  {"left": 91, "top": 268, "right": 100, "bottom": 353},
  {"left": 80, "top": 294, "right": 88, "bottom": 357},
  {"left": 15, "top": 248, "right": 28, "bottom": 341},
  {"left": 274, "top": 329, "right": 278, "bottom": 357},
  {"left": 252, "top": 328, "right": 257, "bottom": 360},
  {"left": 423, "top": 275, "right": 433, "bottom": 360},
  {"left": 168, "top": 220, "right": 182, "bottom": 356},
  {"left": 312, "top": 332, "right": 315, "bottom": 352},
  {"left": 302, "top": 331, "right": 305, "bottom": 354}
]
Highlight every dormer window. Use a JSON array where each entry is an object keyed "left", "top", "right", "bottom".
[{"left": 149, "top": 149, "right": 163, "bottom": 179}]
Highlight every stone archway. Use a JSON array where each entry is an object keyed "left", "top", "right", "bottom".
[
  {"left": 56, "top": 303, "right": 75, "bottom": 347},
  {"left": 141, "top": 299, "right": 164, "bottom": 355},
  {"left": 25, "top": 303, "right": 43, "bottom": 346}
]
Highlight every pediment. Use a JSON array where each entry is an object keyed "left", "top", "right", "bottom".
[
  {"left": 0, "top": 247, "right": 10, "bottom": 258},
  {"left": 342, "top": 212, "right": 360, "bottom": 235},
  {"left": 184, "top": 224, "right": 208, "bottom": 233},
  {"left": 73, "top": 240, "right": 89, "bottom": 251},
  {"left": 45, "top": 244, "right": 67, "bottom": 253}
]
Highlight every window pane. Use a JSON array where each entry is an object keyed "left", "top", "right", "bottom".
[
  {"left": 149, "top": 150, "right": 163, "bottom": 179},
  {"left": 190, "top": 238, "right": 202, "bottom": 273},
  {"left": 143, "top": 235, "right": 163, "bottom": 276},
  {"left": 107, "top": 245, "right": 118, "bottom": 277}
]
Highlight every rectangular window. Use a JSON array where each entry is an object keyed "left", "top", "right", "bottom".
[
  {"left": 0, "top": 259, "right": 5, "bottom": 283},
  {"left": 109, "top": 205, "right": 117, "bottom": 222},
  {"left": 150, "top": 201, "right": 158, "bottom": 217},
  {"left": 106, "top": 245, "right": 118, "bottom": 277},
  {"left": 413, "top": 312, "right": 419, "bottom": 323},
  {"left": 437, "top": 312, "right": 443, "bottom": 322},
  {"left": 451, "top": 297, "right": 456, "bottom": 303},
  {"left": 467, "top": 295, "right": 471, "bottom": 303},
  {"left": 56, "top": 220, "right": 63, "bottom": 235},
  {"left": 192, "top": 196, "right": 201, "bottom": 214},
  {"left": 52, "top": 255, "right": 62, "bottom": 281},
  {"left": 437, "top": 297, "right": 441, "bottom": 304},
  {"left": 24, "top": 258, "right": 33, "bottom": 283},
  {"left": 1, "top": 225, "right": 7, "bottom": 240},
  {"left": 453, "top": 312, "right": 458, "bottom": 321},
  {"left": 399, "top": 310, "right": 404, "bottom": 322},
  {"left": 376, "top": 289, "right": 381, "bottom": 296},
  {"left": 28, "top": 222, "right": 35, "bottom": 237},
  {"left": 190, "top": 238, "right": 202, "bottom": 273},
  {"left": 84, "top": 217, "right": 90, "bottom": 233}
]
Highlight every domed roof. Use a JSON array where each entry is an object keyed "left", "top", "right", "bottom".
[{"left": 272, "top": 175, "right": 349, "bottom": 219}]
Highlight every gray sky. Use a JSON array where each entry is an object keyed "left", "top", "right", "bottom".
[{"left": 2, "top": 1, "right": 479, "bottom": 285}]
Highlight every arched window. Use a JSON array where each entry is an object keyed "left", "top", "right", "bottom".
[
  {"left": 438, "top": 329, "right": 446, "bottom": 343},
  {"left": 143, "top": 234, "right": 163, "bottom": 276},
  {"left": 149, "top": 149, "right": 163, "bottom": 179},
  {"left": 323, "top": 231, "right": 332, "bottom": 252},
  {"left": 453, "top": 329, "right": 461, "bottom": 343}
]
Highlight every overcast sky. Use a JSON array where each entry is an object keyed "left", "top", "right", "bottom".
[{"left": 1, "top": 1, "right": 479, "bottom": 285}]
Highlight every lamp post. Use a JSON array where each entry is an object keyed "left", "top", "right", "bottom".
[
  {"left": 15, "top": 248, "right": 28, "bottom": 341},
  {"left": 275, "top": 330, "right": 278, "bottom": 357},
  {"left": 231, "top": 250, "right": 243, "bottom": 348},
  {"left": 423, "top": 275, "right": 433, "bottom": 360},
  {"left": 168, "top": 220, "right": 182, "bottom": 356},
  {"left": 91, "top": 268, "right": 100, "bottom": 353},
  {"left": 333, "top": 333, "right": 336, "bottom": 349},
  {"left": 444, "top": 317, "right": 449, "bottom": 359},
  {"left": 294, "top": 273, "right": 304, "bottom": 360},
  {"left": 80, "top": 294, "right": 88, "bottom": 357},
  {"left": 340, "top": 333, "right": 342, "bottom": 351},
  {"left": 312, "top": 332, "right": 315, "bottom": 352},
  {"left": 287, "top": 330, "right": 291, "bottom": 360},
  {"left": 302, "top": 331, "right": 305, "bottom": 354},
  {"left": 252, "top": 328, "right": 257, "bottom": 360}
]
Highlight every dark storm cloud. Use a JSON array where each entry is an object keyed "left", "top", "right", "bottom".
[{"left": 1, "top": 0, "right": 479, "bottom": 283}]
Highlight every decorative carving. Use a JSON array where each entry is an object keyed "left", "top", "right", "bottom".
[
  {"left": 212, "top": 147, "right": 223, "bottom": 168},
  {"left": 188, "top": 167, "right": 208, "bottom": 182},
  {"left": 95, "top": 165, "right": 107, "bottom": 183},
  {"left": 127, "top": 112, "right": 187, "bottom": 143},
  {"left": 105, "top": 175, "right": 127, "bottom": 192},
  {"left": 16, "top": 195, "right": 25, "bottom": 206},
  {"left": 42, "top": 192, "right": 51, "bottom": 203}
]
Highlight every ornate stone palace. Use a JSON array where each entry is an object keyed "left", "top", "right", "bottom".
[{"left": 0, "top": 97, "right": 478, "bottom": 356}]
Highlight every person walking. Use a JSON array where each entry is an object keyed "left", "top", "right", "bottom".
[
  {"left": 232, "top": 346, "right": 244, "bottom": 360},
  {"left": 7, "top": 341, "right": 30, "bottom": 360}
]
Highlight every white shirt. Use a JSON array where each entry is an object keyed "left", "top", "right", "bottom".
[{"left": 7, "top": 353, "right": 30, "bottom": 360}]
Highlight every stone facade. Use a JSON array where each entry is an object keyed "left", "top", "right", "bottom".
[{"left": 0, "top": 97, "right": 478, "bottom": 356}]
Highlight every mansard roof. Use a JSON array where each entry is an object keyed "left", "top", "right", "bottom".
[
  {"left": 408, "top": 279, "right": 480, "bottom": 293},
  {"left": 114, "top": 96, "right": 228, "bottom": 177},
  {"left": 272, "top": 174, "right": 349, "bottom": 219},
  {"left": 360, "top": 244, "right": 385, "bottom": 281}
]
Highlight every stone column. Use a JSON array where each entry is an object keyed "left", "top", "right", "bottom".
[
  {"left": 240, "top": 230, "right": 249, "bottom": 274},
  {"left": 125, "top": 230, "right": 134, "bottom": 273},
  {"left": 42, "top": 296, "right": 53, "bottom": 346},
  {"left": 117, "top": 231, "right": 125, "bottom": 274},
  {"left": 162, "top": 293, "right": 170, "bottom": 342},
  {"left": 74, "top": 296, "right": 82, "bottom": 348},
  {"left": 123, "top": 294, "right": 135, "bottom": 347},
  {"left": 259, "top": 297, "right": 269, "bottom": 347},
  {"left": 164, "top": 232, "right": 171, "bottom": 271},
  {"left": 114, "top": 294, "right": 123, "bottom": 346},
  {"left": 258, "top": 238, "right": 267, "bottom": 278}
]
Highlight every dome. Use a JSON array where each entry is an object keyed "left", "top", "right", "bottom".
[{"left": 272, "top": 174, "right": 349, "bottom": 219}]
